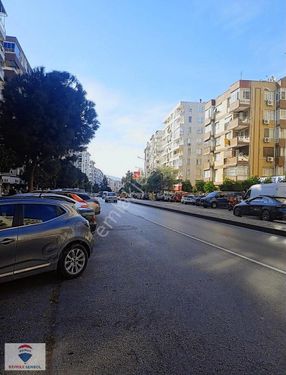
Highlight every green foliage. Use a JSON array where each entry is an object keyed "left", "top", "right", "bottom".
[
  {"left": 0, "top": 67, "right": 99, "bottom": 191},
  {"left": 204, "top": 181, "right": 217, "bottom": 193},
  {"left": 22, "top": 159, "right": 90, "bottom": 190},
  {"left": 100, "top": 176, "right": 112, "bottom": 192},
  {"left": 182, "top": 180, "right": 192, "bottom": 192},
  {"left": 240, "top": 176, "right": 260, "bottom": 191},
  {"left": 92, "top": 182, "right": 100, "bottom": 193},
  {"left": 195, "top": 180, "right": 205, "bottom": 192},
  {"left": 146, "top": 167, "right": 177, "bottom": 193}
]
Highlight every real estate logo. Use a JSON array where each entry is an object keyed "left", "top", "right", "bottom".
[{"left": 5, "top": 343, "right": 46, "bottom": 371}]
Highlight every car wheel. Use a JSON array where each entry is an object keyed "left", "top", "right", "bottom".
[
  {"left": 211, "top": 202, "right": 217, "bottom": 208},
  {"left": 58, "top": 244, "right": 88, "bottom": 279},
  {"left": 261, "top": 210, "right": 272, "bottom": 221},
  {"left": 234, "top": 207, "right": 242, "bottom": 217}
]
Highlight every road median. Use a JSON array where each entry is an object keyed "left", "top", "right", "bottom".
[{"left": 129, "top": 199, "right": 286, "bottom": 237}]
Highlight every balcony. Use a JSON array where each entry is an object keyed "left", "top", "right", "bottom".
[
  {"left": 203, "top": 131, "right": 212, "bottom": 142},
  {"left": 227, "top": 117, "right": 249, "bottom": 131},
  {"left": 237, "top": 154, "right": 249, "bottom": 163},
  {"left": 224, "top": 157, "right": 238, "bottom": 167},
  {"left": 230, "top": 136, "right": 250, "bottom": 148},
  {"left": 229, "top": 99, "right": 250, "bottom": 113}
]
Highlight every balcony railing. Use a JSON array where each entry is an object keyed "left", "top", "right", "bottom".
[
  {"left": 229, "top": 99, "right": 250, "bottom": 113},
  {"left": 226, "top": 117, "right": 249, "bottom": 131},
  {"left": 230, "top": 136, "right": 250, "bottom": 147}
]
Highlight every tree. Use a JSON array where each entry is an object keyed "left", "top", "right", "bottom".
[
  {"left": 100, "top": 175, "right": 111, "bottom": 192},
  {"left": 92, "top": 182, "right": 100, "bottom": 193},
  {"left": 240, "top": 176, "right": 260, "bottom": 191},
  {"left": 146, "top": 167, "right": 177, "bottom": 193},
  {"left": 195, "top": 180, "right": 205, "bottom": 193},
  {"left": 204, "top": 181, "right": 216, "bottom": 193},
  {"left": 0, "top": 67, "right": 99, "bottom": 191},
  {"left": 182, "top": 180, "right": 192, "bottom": 192}
]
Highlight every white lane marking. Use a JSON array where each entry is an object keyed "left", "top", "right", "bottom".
[{"left": 132, "top": 212, "right": 286, "bottom": 276}]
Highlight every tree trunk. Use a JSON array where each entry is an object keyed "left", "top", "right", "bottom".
[{"left": 28, "top": 165, "right": 36, "bottom": 192}]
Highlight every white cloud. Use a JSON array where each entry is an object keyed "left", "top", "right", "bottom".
[{"left": 79, "top": 77, "right": 172, "bottom": 178}]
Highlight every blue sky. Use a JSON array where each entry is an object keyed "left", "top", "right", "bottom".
[{"left": 5, "top": 0, "right": 286, "bottom": 177}]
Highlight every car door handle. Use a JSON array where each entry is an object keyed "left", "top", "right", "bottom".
[{"left": 0, "top": 238, "right": 16, "bottom": 245}]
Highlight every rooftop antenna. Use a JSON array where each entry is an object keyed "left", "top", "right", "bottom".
[{"left": 240, "top": 71, "right": 243, "bottom": 80}]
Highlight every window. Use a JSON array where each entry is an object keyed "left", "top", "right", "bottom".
[
  {"left": 241, "top": 89, "right": 250, "bottom": 100},
  {"left": 0, "top": 204, "right": 16, "bottom": 230},
  {"left": 280, "top": 110, "right": 286, "bottom": 120},
  {"left": 264, "top": 90, "right": 274, "bottom": 102},
  {"left": 204, "top": 170, "right": 211, "bottom": 179},
  {"left": 263, "top": 147, "right": 274, "bottom": 157},
  {"left": 264, "top": 110, "right": 275, "bottom": 121},
  {"left": 23, "top": 204, "right": 64, "bottom": 226},
  {"left": 264, "top": 128, "right": 273, "bottom": 138},
  {"left": 280, "top": 88, "right": 286, "bottom": 100},
  {"left": 189, "top": 116, "right": 192, "bottom": 123}
]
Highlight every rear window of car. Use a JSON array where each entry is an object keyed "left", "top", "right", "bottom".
[
  {"left": 22, "top": 204, "right": 65, "bottom": 226},
  {"left": 0, "top": 204, "right": 16, "bottom": 230}
]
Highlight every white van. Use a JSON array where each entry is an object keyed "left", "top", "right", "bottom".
[{"left": 244, "top": 183, "right": 286, "bottom": 200}]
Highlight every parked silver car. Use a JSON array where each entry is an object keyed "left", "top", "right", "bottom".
[
  {"left": 0, "top": 197, "right": 94, "bottom": 283},
  {"left": 105, "top": 192, "right": 118, "bottom": 203}
]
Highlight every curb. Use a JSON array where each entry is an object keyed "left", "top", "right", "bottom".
[{"left": 129, "top": 200, "right": 286, "bottom": 237}]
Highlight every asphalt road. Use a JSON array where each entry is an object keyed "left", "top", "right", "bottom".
[{"left": 1, "top": 201, "right": 286, "bottom": 375}]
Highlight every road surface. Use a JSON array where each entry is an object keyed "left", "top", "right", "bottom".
[{"left": 1, "top": 201, "right": 286, "bottom": 374}]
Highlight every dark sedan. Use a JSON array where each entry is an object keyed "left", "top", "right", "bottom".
[{"left": 233, "top": 196, "right": 286, "bottom": 221}]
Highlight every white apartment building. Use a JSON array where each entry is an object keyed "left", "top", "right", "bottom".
[
  {"left": 74, "top": 151, "right": 91, "bottom": 179},
  {"left": 161, "top": 101, "right": 205, "bottom": 184},
  {"left": 144, "top": 130, "right": 164, "bottom": 176}
]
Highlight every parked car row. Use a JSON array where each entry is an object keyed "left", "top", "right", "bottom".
[{"left": 181, "top": 191, "right": 243, "bottom": 209}]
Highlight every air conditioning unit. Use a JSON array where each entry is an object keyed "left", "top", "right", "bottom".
[
  {"left": 263, "top": 119, "right": 270, "bottom": 125},
  {"left": 266, "top": 156, "right": 274, "bottom": 162},
  {"left": 266, "top": 100, "right": 273, "bottom": 106},
  {"left": 263, "top": 137, "right": 270, "bottom": 143}
]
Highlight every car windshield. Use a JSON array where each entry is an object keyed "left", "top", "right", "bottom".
[{"left": 108, "top": 192, "right": 116, "bottom": 196}]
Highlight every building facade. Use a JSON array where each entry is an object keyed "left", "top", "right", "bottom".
[
  {"left": 145, "top": 101, "right": 205, "bottom": 185},
  {"left": 203, "top": 77, "right": 286, "bottom": 185},
  {"left": 74, "top": 151, "right": 91, "bottom": 179},
  {"left": 144, "top": 130, "right": 163, "bottom": 176},
  {"left": 0, "top": 1, "right": 7, "bottom": 96},
  {"left": 3, "top": 36, "right": 31, "bottom": 79}
]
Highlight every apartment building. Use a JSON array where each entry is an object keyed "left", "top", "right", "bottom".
[
  {"left": 144, "top": 130, "right": 164, "bottom": 176},
  {"left": 3, "top": 35, "right": 31, "bottom": 79},
  {"left": 0, "top": 1, "right": 7, "bottom": 95},
  {"left": 203, "top": 77, "right": 286, "bottom": 185},
  {"left": 144, "top": 101, "right": 205, "bottom": 184},
  {"left": 74, "top": 151, "right": 91, "bottom": 179},
  {"left": 161, "top": 101, "right": 205, "bottom": 184}
]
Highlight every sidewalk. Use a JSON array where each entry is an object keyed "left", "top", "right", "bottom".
[{"left": 129, "top": 199, "right": 286, "bottom": 237}]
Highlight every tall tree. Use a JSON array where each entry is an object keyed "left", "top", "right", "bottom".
[
  {"left": 0, "top": 67, "right": 99, "bottom": 191},
  {"left": 100, "top": 175, "right": 111, "bottom": 192}
]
